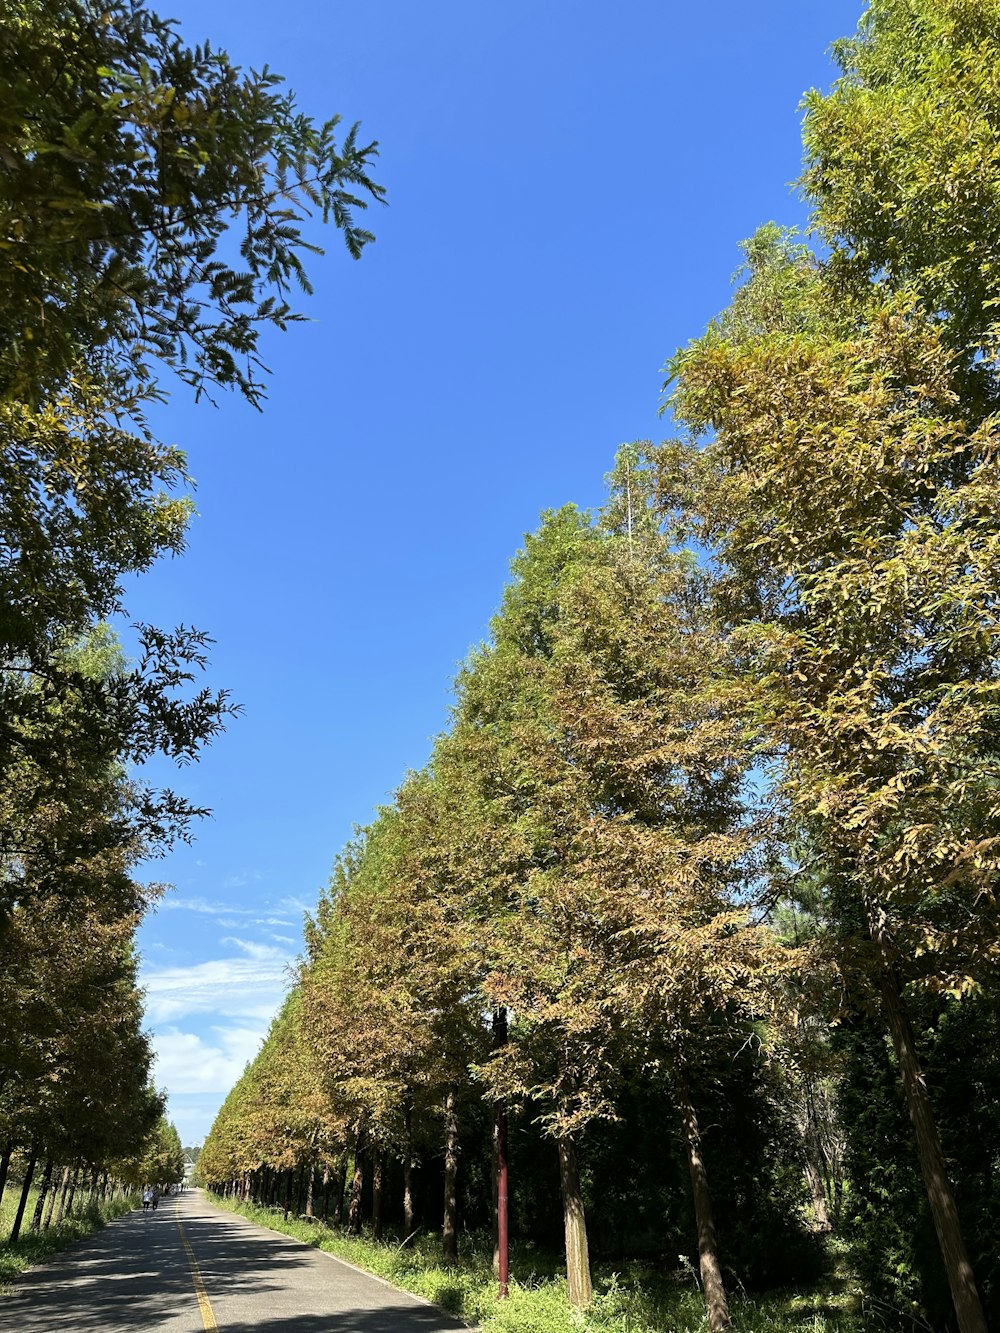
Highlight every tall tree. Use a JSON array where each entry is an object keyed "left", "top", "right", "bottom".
[
  {"left": 0, "top": 0, "right": 386, "bottom": 912},
  {"left": 664, "top": 214, "right": 998, "bottom": 1332},
  {"left": 441, "top": 497, "right": 788, "bottom": 1325}
]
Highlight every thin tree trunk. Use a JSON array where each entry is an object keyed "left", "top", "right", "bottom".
[
  {"left": 372, "top": 1152, "right": 383, "bottom": 1241},
  {"left": 349, "top": 1116, "right": 368, "bottom": 1235},
  {"left": 321, "top": 1165, "right": 330, "bottom": 1222},
  {"left": 0, "top": 1141, "right": 12, "bottom": 1212},
  {"left": 44, "top": 1166, "right": 66, "bottom": 1229},
  {"left": 804, "top": 1158, "right": 832, "bottom": 1232},
  {"left": 556, "top": 1128, "right": 592, "bottom": 1308},
  {"left": 305, "top": 1163, "right": 315, "bottom": 1219},
  {"left": 442, "top": 1086, "right": 459, "bottom": 1263},
  {"left": 30, "top": 1158, "right": 53, "bottom": 1232},
  {"left": 868, "top": 897, "right": 988, "bottom": 1333},
  {"left": 66, "top": 1165, "right": 80, "bottom": 1217},
  {"left": 57, "top": 1165, "right": 78, "bottom": 1223},
  {"left": 675, "top": 1068, "right": 730, "bottom": 1333},
  {"left": 10, "top": 1146, "right": 38, "bottom": 1243},
  {"left": 332, "top": 1157, "right": 347, "bottom": 1228},
  {"left": 402, "top": 1091, "right": 415, "bottom": 1243}
]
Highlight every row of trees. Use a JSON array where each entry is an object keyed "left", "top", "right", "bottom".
[
  {"left": 202, "top": 4, "right": 1000, "bottom": 1332},
  {"left": 0, "top": 0, "right": 382, "bottom": 1242},
  {"left": 0, "top": 1113, "right": 186, "bottom": 1244}
]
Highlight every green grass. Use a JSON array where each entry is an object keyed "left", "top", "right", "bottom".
[
  {"left": 207, "top": 1195, "right": 866, "bottom": 1333},
  {"left": 0, "top": 1183, "right": 138, "bottom": 1290}
]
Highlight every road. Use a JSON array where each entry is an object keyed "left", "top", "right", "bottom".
[{"left": 1, "top": 1189, "right": 472, "bottom": 1332}]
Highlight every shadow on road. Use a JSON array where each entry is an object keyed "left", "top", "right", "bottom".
[
  {"left": 3, "top": 1203, "right": 316, "bottom": 1331},
  {"left": 3, "top": 1201, "right": 470, "bottom": 1332},
  {"left": 210, "top": 1307, "right": 470, "bottom": 1332}
]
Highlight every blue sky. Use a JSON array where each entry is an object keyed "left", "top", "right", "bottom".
[{"left": 133, "top": 0, "right": 863, "bottom": 1145}]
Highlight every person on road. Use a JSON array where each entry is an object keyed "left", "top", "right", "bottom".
[
  {"left": 142, "top": 1187, "right": 153, "bottom": 1211},
  {"left": 151, "top": 1188, "right": 160, "bottom": 1210}
]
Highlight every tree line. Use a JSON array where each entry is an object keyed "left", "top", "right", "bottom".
[
  {"left": 0, "top": 0, "right": 382, "bottom": 1248},
  {"left": 200, "top": 5, "right": 1000, "bottom": 1333}
]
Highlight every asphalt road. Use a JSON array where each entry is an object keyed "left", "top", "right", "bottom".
[{"left": 1, "top": 1189, "right": 472, "bottom": 1332}]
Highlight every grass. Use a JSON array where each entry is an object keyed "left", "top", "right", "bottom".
[
  {"left": 0, "top": 1182, "right": 138, "bottom": 1290},
  {"left": 207, "top": 1194, "right": 867, "bottom": 1333}
]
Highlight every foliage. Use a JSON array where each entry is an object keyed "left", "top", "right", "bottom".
[
  {"left": 201, "top": 4, "right": 1000, "bottom": 1327},
  {"left": 0, "top": 0, "right": 382, "bottom": 1217},
  {"left": 133, "top": 1118, "right": 186, "bottom": 1188},
  {"left": 838, "top": 990, "right": 1000, "bottom": 1329},
  {"left": 802, "top": 0, "right": 1000, "bottom": 365},
  {"left": 0, "top": 0, "right": 385, "bottom": 406}
]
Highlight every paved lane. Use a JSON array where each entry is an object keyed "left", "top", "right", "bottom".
[{"left": 1, "top": 1189, "right": 472, "bottom": 1332}]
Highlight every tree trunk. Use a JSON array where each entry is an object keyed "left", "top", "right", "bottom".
[
  {"left": 66, "top": 1165, "right": 80, "bottom": 1217},
  {"left": 804, "top": 1157, "right": 832, "bottom": 1232},
  {"left": 10, "top": 1146, "right": 38, "bottom": 1243},
  {"left": 321, "top": 1165, "right": 330, "bottom": 1222},
  {"left": 0, "top": 1141, "right": 12, "bottom": 1212},
  {"left": 58, "top": 1165, "right": 78, "bottom": 1223},
  {"left": 869, "top": 898, "right": 988, "bottom": 1333},
  {"left": 442, "top": 1086, "right": 459, "bottom": 1263},
  {"left": 675, "top": 1068, "right": 730, "bottom": 1333},
  {"left": 30, "top": 1158, "right": 53, "bottom": 1232},
  {"left": 402, "top": 1090, "right": 415, "bottom": 1243},
  {"left": 305, "top": 1163, "right": 315, "bottom": 1219},
  {"left": 372, "top": 1153, "right": 383, "bottom": 1241},
  {"left": 349, "top": 1116, "right": 368, "bottom": 1235},
  {"left": 556, "top": 1128, "right": 592, "bottom": 1308},
  {"left": 295, "top": 1164, "right": 305, "bottom": 1216},
  {"left": 332, "top": 1157, "right": 347, "bottom": 1228},
  {"left": 44, "top": 1166, "right": 67, "bottom": 1229}
]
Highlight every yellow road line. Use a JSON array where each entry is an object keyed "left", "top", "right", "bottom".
[{"left": 177, "top": 1215, "right": 219, "bottom": 1331}]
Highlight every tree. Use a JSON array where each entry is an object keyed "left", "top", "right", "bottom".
[
  {"left": 0, "top": 0, "right": 385, "bottom": 407},
  {"left": 664, "top": 216, "right": 999, "bottom": 1333},
  {"left": 662, "top": 15, "right": 1000, "bottom": 1319},
  {"left": 0, "top": 0, "right": 386, "bottom": 911},
  {"left": 438, "top": 495, "right": 791, "bottom": 1326},
  {"left": 301, "top": 788, "right": 486, "bottom": 1256},
  {"left": 801, "top": 0, "right": 1000, "bottom": 368},
  {"left": 136, "top": 1118, "right": 186, "bottom": 1189}
]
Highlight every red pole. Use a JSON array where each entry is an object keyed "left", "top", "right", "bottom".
[
  {"left": 497, "top": 1096, "right": 509, "bottom": 1299},
  {"left": 495, "top": 1007, "right": 509, "bottom": 1300}
]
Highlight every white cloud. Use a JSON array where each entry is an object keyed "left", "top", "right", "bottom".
[
  {"left": 223, "top": 871, "right": 263, "bottom": 890},
  {"left": 220, "top": 937, "right": 289, "bottom": 962},
  {"left": 140, "top": 949, "right": 292, "bottom": 1024},
  {"left": 156, "top": 896, "right": 258, "bottom": 917},
  {"left": 279, "top": 895, "right": 313, "bottom": 915},
  {"left": 151, "top": 1025, "right": 266, "bottom": 1094}
]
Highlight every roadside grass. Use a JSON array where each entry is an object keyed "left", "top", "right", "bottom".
[
  {"left": 208, "top": 1194, "right": 866, "bottom": 1333},
  {"left": 0, "top": 1185, "right": 138, "bottom": 1290}
]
